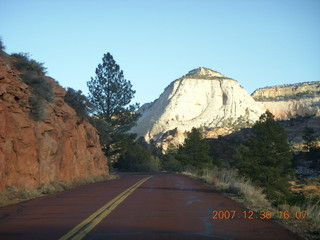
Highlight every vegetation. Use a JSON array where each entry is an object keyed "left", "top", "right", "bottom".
[
  {"left": 87, "top": 53, "right": 139, "bottom": 134},
  {"left": 158, "top": 128, "right": 222, "bottom": 172},
  {"left": 10, "top": 52, "right": 53, "bottom": 121},
  {"left": 86, "top": 53, "right": 160, "bottom": 172},
  {"left": 65, "top": 88, "right": 91, "bottom": 118},
  {"left": 233, "top": 111, "right": 295, "bottom": 205},
  {"left": 0, "top": 37, "right": 5, "bottom": 54},
  {"left": 303, "top": 126, "right": 319, "bottom": 152},
  {"left": 114, "top": 134, "right": 160, "bottom": 171},
  {"left": 22, "top": 72, "right": 54, "bottom": 102},
  {"left": 175, "top": 127, "right": 212, "bottom": 169},
  {"left": 182, "top": 168, "right": 320, "bottom": 237},
  {"left": 11, "top": 52, "right": 46, "bottom": 75},
  {"left": 88, "top": 118, "right": 112, "bottom": 152},
  {"left": 183, "top": 168, "right": 269, "bottom": 207},
  {"left": 87, "top": 53, "right": 140, "bottom": 157},
  {"left": 161, "top": 154, "right": 182, "bottom": 172},
  {"left": 0, "top": 173, "right": 117, "bottom": 207}
]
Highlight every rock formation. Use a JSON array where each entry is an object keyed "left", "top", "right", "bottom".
[
  {"left": 0, "top": 58, "right": 108, "bottom": 193},
  {"left": 131, "top": 67, "right": 265, "bottom": 148},
  {"left": 252, "top": 82, "right": 320, "bottom": 119}
]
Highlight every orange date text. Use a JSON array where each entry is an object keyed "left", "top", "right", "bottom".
[{"left": 212, "top": 210, "right": 307, "bottom": 220}]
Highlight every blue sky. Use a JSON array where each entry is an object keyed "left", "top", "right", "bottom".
[{"left": 1, "top": 0, "right": 319, "bottom": 105}]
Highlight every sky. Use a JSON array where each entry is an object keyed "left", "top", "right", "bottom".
[{"left": 1, "top": 0, "right": 319, "bottom": 105}]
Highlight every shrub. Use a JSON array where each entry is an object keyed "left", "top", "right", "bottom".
[
  {"left": 162, "top": 154, "right": 182, "bottom": 172},
  {"left": 0, "top": 37, "right": 5, "bottom": 53},
  {"left": 11, "top": 52, "right": 46, "bottom": 75},
  {"left": 146, "top": 156, "right": 161, "bottom": 172},
  {"left": 9, "top": 53, "right": 53, "bottom": 121},
  {"left": 115, "top": 140, "right": 150, "bottom": 171},
  {"left": 183, "top": 168, "right": 270, "bottom": 208},
  {"left": 65, "top": 88, "right": 91, "bottom": 118},
  {"left": 20, "top": 72, "right": 54, "bottom": 121},
  {"left": 114, "top": 135, "right": 160, "bottom": 172},
  {"left": 29, "top": 96, "right": 46, "bottom": 121},
  {"left": 22, "top": 72, "right": 54, "bottom": 102}
]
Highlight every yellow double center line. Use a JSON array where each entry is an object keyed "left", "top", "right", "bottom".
[{"left": 59, "top": 176, "right": 152, "bottom": 240}]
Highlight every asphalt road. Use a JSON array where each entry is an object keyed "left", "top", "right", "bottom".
[{"left": 0, "top": 172, "right": 303, "bottom": 240}]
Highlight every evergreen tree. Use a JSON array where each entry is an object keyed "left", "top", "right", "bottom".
[
  {"left": 87, "top": 53, "right": 140, "bottom": 156},
  {"left": 177, "top": 127, "right": 212, "bottom": 168},
  {"left": 87, "top": 53, "right": 139, "bottom": 134},
  {"left": 115, "top": 134, "right": 152, "bottom": 171},
  {"left": 302, "top": 126, "right": 318, "bottom": 152},
  {"left": 234, "top": 111, "right": 293, "bottom": 201}
]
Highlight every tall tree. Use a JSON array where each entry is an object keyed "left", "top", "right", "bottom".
[
  {"left": 234, "top": 111, "right": 293, "bottom": 201},
  {"left": 87, "top": 53, "right": 139, "bottom": 133},
  {"left": 87, "top": 53, "right": 140, "bottom": 155}
]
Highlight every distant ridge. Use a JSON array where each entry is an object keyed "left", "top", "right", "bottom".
[{"left": 253, "top": 81, "right": 320, "bottom": 92}]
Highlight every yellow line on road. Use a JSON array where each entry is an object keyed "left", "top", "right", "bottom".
[{"left": 59, "top": 176, "right": 152, "bottom": 240}]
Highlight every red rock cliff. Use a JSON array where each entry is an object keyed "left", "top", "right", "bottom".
[{"left": 0, "top": 59, "right": 108, "bottom": 193}]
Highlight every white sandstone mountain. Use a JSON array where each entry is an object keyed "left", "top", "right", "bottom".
[
  {"left": 131, "top": 67, "right": 265, "bottom": 144},
  {"left": 252, "top": 81, "right": 320, "bottom": 119}
]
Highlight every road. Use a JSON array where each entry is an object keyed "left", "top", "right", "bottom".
[{"left": 0, "top": 172, "right": 303, "bottom": 240}]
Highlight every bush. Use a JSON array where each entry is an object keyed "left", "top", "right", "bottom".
[
  {"left": 0, "top": 37, "right": 5, "bottom": 53},
  {"left": 9, "top": 53, "right": 53, "bottom": 121},
  {"left": 65, "top": 88, "right": 91, "bottom": 118},
  {"left": 11, "top": 52, "right": 46, "bottom": 75},
  {"left": 29, "top": 96, "right": 46, "bottom": 121},
  {"left": 162, "top": 155, "right": 182, "bottom": 172},
  {"left": 11, "top": 53, "right": 54, "bottom": 121},
  {"left": 114, "top": 135, "right": 159, "bottom": 172},
  {"left": 22, "top": 72, "right": 54, "bottom": 102},
  {"left": 146, "top": 156, "right": 161, "bottom": 172},
  {"left": 20, "top": 72, "right": 54, "bottom": 121},
  {"left": 115, "top": 141, "right": 150, "bottom": 171}
]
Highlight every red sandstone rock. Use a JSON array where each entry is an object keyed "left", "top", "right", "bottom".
[{"left": 0, "top": 58, "right": 108, "bottom": 192}]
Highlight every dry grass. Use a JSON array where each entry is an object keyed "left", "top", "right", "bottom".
[
  {"left": 182, "top": 167, "right": 320, "bottom": 239},
  {"left": 0, "top": 173, "right": 119, "bottom": 207},
  {"left": 277, "top": 200, "right": 320, "bottom": 235},
  {"left": 183, "top": 168, "right": 270, "bottom": 209}
]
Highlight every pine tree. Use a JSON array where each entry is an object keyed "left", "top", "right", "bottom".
[
  {"left": 87, "top": 53, "right": 140, "bottom": 155},
  {"left": 177, "top": 127, "right": 212, "bottom": 168},
  {"left": 234, "top": 111, "right": 293, "bottom": 201},
  {"left": 302, "top": 126, "right": 318, "bottom": 152},
  {"left": 87, "top": 53, "right": 139, "bottom": 133}
]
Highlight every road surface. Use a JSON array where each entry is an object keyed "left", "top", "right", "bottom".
[{"left": 0, "top": 172, "right": 303, "bottom": 240}]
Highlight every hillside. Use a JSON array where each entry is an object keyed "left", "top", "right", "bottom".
[
  {"left": 0, "top": 56, "right": 108, "bottom": 199},
  {"left": 252, "top": 82, "right": 320, "bottom": 119},
  {"left": 131, "top": 68, "right": 320, "bottom": 150},
  {"left": 131, "top": 67, "right": 264, "bottom": 149}
]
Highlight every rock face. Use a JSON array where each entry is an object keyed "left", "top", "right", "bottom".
[
  {"left": 252, "top": 82, "right": 320, "bottom": 119},
  {"left": 131, "top": 68, "right": 264, "bottom": 147},
  {"left": 0, "top": 58, "right": 108, "bottom": 193}
]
